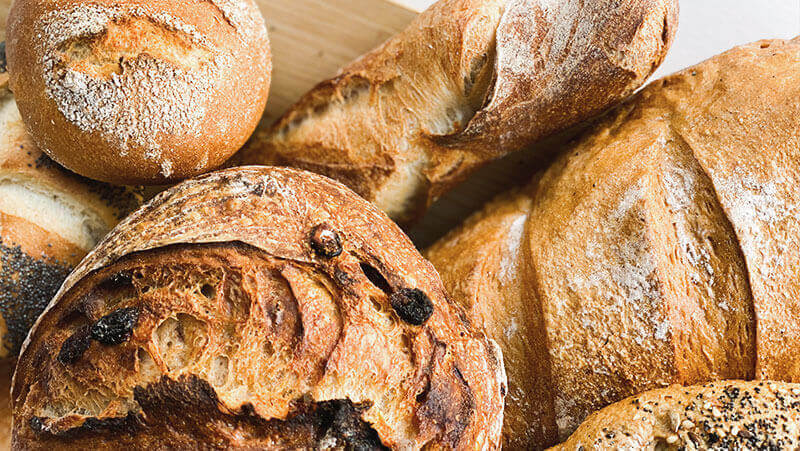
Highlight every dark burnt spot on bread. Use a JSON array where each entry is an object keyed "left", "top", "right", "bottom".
[
  {"left": 390, "top": 288, "right": 434, "bottom": 326},
  {"left": 90, "top": 307, "right": 139, "bottom": 345},
  {"left": 0, "top": 239, "right": 72, "bottom": 354},
  {"left": 57, "top": 325, "right": 92, "bottom": 365},
  {"left": 309, "top": 223, "right": 343, "bottom": 258}
]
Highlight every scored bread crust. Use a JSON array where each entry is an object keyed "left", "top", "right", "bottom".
[
  {"left": 426, "top": 37, "right": 800, "bottom": 448},
  {"left": 236, "top": 0, "right": 678, "bottom": 222},
  {"left": 0, "top": 86, "right": 143, "bottom": 357},
  {"left": 12, "top": 167, "right": 506, "bottom": 449},
  {"left": 6, "top": 0, "right": 271, "bottom": 185},
  {"left": 553, "top": 381, "right": 800, "bottom": 449}
]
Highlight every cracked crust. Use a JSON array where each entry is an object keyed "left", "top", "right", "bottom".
[
  {"left": 6, "top": 0, "right": 271, "bottom": 184},
  {"left": 426, "top": 38, "right": 800, "bottom": 448},
  {"left": 236, "top": 0, "right": 677, "bottom": 222},
  {"left": 12, "top": 167, "right": 506, "bottom": 449}
]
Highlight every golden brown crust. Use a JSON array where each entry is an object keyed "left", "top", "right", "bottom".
[
  {"left": 6, "top": 0, "right": 271, "bottom": 185},
  {"left": 553, "top": 381, "right": 800, "bottom": 450},
  {"left": 12, "top": 167, "right": 506, "bottom": 449},
  {"left": 0, "top": 87, "right": 143, "bottom": 357},
  {"left": 426, "top": 38, "right": 800, "bottom": 448},
  {"left": 236, "top": 0, "right": 677, "bottom": 222}
]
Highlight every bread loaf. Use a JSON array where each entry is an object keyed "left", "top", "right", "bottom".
[
  {"left": 553, "top": 381, "right": 800, "bottom": 450},
  {"left": 236, "top": 0, "right": 678, "bottom": 222},
  {"left": 11, "top": 167, "right": 506, "bottom": 449},
  {"left": 0, "top": 86, "right": 143, "bottom": 357},
  {"left": 426, "top": 38, "right": 800, "bottom": 448},
  {"left": 6, "top": 0, "right": 271, "bottom": 185}
]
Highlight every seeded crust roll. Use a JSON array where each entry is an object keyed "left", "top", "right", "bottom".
[
  {"left": 236, "top": 0, "right": 678, "bottom": 222},
  {"left": 6, "top": 0, "right": 271, "bottom": 185},
  {"left": 426, "top": 38, "right": 800, "bottom": 448},
  {"left": 11, "top": 167, "right": 506, "bottom": 450},
  {"left": 0, "top": 85, "right": 143, "bottom": 358},
  {"left": 553, "top": 381, "right": 800, "bottom": 450}
]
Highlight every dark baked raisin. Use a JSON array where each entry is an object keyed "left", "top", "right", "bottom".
[
  {"left": 389, "top": 288, "right": 433, "bottom": 326},
  {"left": 0, "top": 42, "right": 6, "bottom": 73},
  {"left": 29, "top": 416, "right": 47, "bottom": 434},
  {"left": 310, "top": 224, "right": 342, "bottom": 258},
  {"left": 90, "top": 307, "right": 139, "bottom": 345},
  {"left": 57, "top": 325, "right": 91, "bottom": 365}
]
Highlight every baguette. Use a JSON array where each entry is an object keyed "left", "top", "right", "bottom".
[
  {"left": 426, "top": 38, "right": 800, "bottom": 448},
  {"left": 553, "top": 380, "right": 800, "bottom": 450},
  {"left": 236, "top": 0, "right": 678, "bottom": 222},
  {"left": 11, "top": 167, "right": 506, "bottom": 450}
]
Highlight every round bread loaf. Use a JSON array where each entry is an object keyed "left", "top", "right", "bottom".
[
  {"left": 6, "top": 0, "right": 271, "bottom": 185},
  {"left": 553, "top": 381, "right": 800, "bottom": 450},
  {"left": 11, "top": 167, "right": 506, "bottom": 449},
  {"left": 0, "top": 86, "right": 143, "bottom": 357}
]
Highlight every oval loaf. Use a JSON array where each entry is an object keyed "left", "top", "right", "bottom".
[
  {"left": 237, "top": 0, "right": 678, "bottom": 222},
  {"left": 426, "top": 38, "right": 800, "bottom": 448}
]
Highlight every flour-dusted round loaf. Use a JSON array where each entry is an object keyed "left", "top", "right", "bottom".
[
  {"left": 553, "top": 381, "right": 800, "bottom": 450},
  {"left": 0, "top": 86, "right": 143, "bottom": 358},
  {"left": 11, "top": 167, "right": 506, "bottom": 450},
  {"left": 237, "top": 0, "right": 678, "bottom": 222},
  {"left": 426, "top": 37, "right": 800, "bottom": 448},
  {"left": 6, "top": 0, "right": 271, "bottom": 185}
]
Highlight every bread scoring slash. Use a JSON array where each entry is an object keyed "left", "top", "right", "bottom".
[
  {"left": 237, "top": 0, "right": 678, "bottom": 222},
  {"left": 12, "top": 167, "right": 506, "bottom": 450}
]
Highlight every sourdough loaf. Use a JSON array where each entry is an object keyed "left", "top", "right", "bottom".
[
  {"left": 0, "top": 85, "right": 143, "bottom": 357},
  {"left": 426, "top": 38, "right": 800, "bottom": 448},
  {"left": 236, "top": 0, "right": 678, "bottom": 222},
  {"left": 6, "top": 0, "right": 271, "bottom": 184},
  {"left": 12, "top": 167, "right": 506, "bottom": 450},
  {"left": 553, "top": 381, "right": 800, "bottom": 450}
]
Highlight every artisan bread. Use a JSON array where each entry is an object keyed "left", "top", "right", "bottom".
[
  {"left": 554, "top": 381, "right": 800, "bottom": 450},
  {"left": 0, "top": 86, "right": 143, "bottom": 357},
  {"left": 426, "top": 38, "right": 800, "bottom": 448},
  {"left": 236, "top": 0, "right": 678, "bottom": 222},
  {"left": 11, "top": 167, "right": 506, "bottom": 450},
  {"left": 6, "top": 0, "right": 271, "bottom": 185}
]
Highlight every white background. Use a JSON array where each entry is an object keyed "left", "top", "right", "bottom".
[{"left": 396, "top": 0, "right": 800, "bottom": 79}]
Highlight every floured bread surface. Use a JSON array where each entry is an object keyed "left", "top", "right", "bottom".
[
  {"left": 6, "top": 0, "right": 271, "bottom": 184},
  {"left": 237, "top": 0, "right": 677, "bottom": 222},
  {"left": 12, "top": 167, "right": 506, "bottom": 450},
  {"left": 426, "top": 38, "right": 800, "bottom": 448},
  {"left": 554, "top": 381, "right": 800, "bottom": 450}
]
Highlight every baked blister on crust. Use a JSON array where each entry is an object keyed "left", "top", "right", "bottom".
[
  {"left": 12, "top": 166, "right": 506, "bottom": 450},
  {"left": 236, "top": 0, "right": 678, "bottom": 222}
]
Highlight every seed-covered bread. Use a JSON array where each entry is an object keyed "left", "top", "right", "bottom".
[
  {"left": 6, "top": 0, "right": 271, "bottom": 185},
  {"left": 553, "top": 381, "right": 800, "bottom": 450},
  {"left": 0, "top": 85, "right": 143, "bottom": 357},
  {"left": 11, "top": 167, "right": 506, "bottom": 450}
]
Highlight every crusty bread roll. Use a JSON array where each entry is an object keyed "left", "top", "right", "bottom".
[
  {"left": 11, "top": 167, "right": 506, "bottom": 449},
  {"left": 426, "top": 37, "right": 800, "bottom": 448},
  {"left": 553, "top": 381, "right": 800, "bottom": 450},
  {"left": 236, "top": 0, "right": 678, "bottom": 222},
  {"left": 0, "top": 86, "right": 143, "bottom": 358},
  {"left": 6, "top": 0, "right": 271, "bottom": 185}
]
